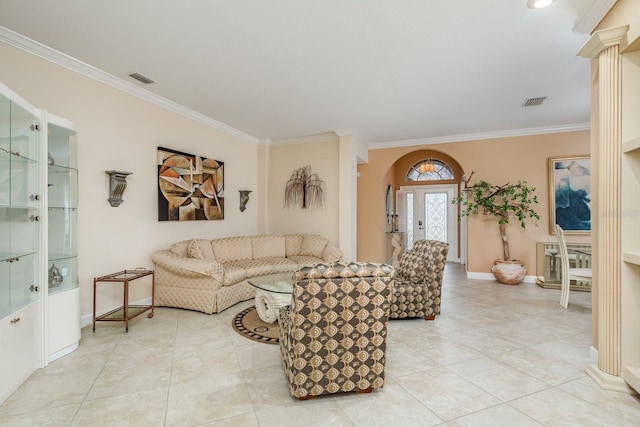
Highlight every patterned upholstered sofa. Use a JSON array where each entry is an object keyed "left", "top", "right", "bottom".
[
  {"left": 390, "top": 239, "right": 450, "bottom": 320},
  {"left": 278, "top": 262, "right": 395, "bottom": 399},
  {"left": 150, "top": 234, "right": 342, "bottom": 314}
]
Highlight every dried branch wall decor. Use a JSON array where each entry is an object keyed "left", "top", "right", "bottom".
[{"left": 284, "top": 165, "right": 325, "bottom": 210}]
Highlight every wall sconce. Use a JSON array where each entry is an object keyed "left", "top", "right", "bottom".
[
  {"left": 239, "top": 190, "right": 252, "bottom": 212},
  {"left": 106, "top": 170, "right": 132, "bottom": 207}
]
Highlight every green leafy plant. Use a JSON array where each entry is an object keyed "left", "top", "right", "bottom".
[{"left": 453, "top": 172, "right": 540, "bottom": 261}]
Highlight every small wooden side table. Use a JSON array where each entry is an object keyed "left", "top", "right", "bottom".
[{"left": 93, "top": 269, "right": 155, "bottom": 332}]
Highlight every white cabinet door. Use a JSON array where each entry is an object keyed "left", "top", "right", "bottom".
[{"left": 0, "top": 301, "right": 41, "bottom": 404}]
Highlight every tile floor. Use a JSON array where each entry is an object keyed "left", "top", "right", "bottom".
[{"left": 1, "top": 264, "right": 639, "bottom": 426}]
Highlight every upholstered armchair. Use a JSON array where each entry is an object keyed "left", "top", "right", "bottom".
[
  {"left": 278, "top": 262, "right": 395, "bottom": 400},
  {"left": 390, "top": 239, "right": 450, "bottom": 320}
]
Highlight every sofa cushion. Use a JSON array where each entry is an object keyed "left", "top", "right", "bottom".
[
  {"left": 192, "top": 239, "right": 216, "bottom": 260},
  {"left": 288, "top": 255, "right": 323, "bottom": 268},
  {"left": 285, "top": 234, "right": 304, "bottom": 257},
  {"left": 398, "top": 250, "right": 428, "bottom": 284},
  {"left": 170, "top": 240, "right": 189, "bottom": 257},
  {"left": 222, "top": 263, "right": 248, "bottom": 286},
  {"left": 225, "top": 259, "right": 273, "bottom": 278},
  {"left": 188, "top": 240, "right": 204, "bottom": 259},
  {"left": 212, "top": 236, "right": 253, "bottom": 263},
  {"left": 252, "top": 235, "right": 286, "bottom": 259},
  {"left": 300, "top": 235, "right": 328, "bottom": 258},
  {"left": 261, "top": 257, "right": 298, "bottom": 274}
]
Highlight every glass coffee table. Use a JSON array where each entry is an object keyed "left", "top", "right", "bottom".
[{"left": 248, "top": 273, "right": 294, "bottom": 323}]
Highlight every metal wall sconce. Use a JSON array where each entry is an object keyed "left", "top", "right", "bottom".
[
  {"left": 106, "top": 170, "right": 133, "bottom": 207},
  {"left": 239, "top": 190, "right": 252, "bottom": 212}
]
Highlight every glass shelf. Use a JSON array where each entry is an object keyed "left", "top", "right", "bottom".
[
  {"left": 0, "top": 250, "right": 38, "bottom": 317},
  {"left": 47, "top": 122, "right": 77, "bottom": 170},
  {"left": 0, "top": 207, "right": 39, "bottom": 256},
  {"left": 0, "top": 251, "right": 37, "bottom": 263},
  {"left": 48, "top": 253, "right": 78, "bottom": 262},
  {"left": 0, "top": 152, "right": 39, "bottom": 208},
  {"left": 48, "top": 166, "right": 78, "bottom": 209},
  {"left": 48, "top": 207, "right": 77, "bottom": 260}
]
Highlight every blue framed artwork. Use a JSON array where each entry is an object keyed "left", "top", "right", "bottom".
[{"left": 549, "top": 155, "right": 591, "bottom": 234}]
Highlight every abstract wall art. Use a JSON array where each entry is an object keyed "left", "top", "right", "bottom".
[
  {"left": 548, "top": 155, "right": 590, "bottom": 234},
  {"left": 157, "top": 147, "right": 224, "bottom": 221}
]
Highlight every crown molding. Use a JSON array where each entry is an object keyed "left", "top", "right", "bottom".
[
  {"left": 369, "top": 123, "right": 591, "bottom": 150},
  {"left": 577, "top": 25, "right": 629, "bottom": 59},
  {"left": 573, "top": 0, "right": 617, "bottom": 35},
  {"left": 0, "top": 26, "right": 259, "bottom": 145},
  {"left": 333, "top": 128, "right": 370, "bottom": 146}
]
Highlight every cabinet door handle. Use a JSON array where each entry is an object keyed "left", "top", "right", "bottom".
[
  {"left": 10, "top": 318, "right": 20, "bottom": 324},
  {"left": 29, "top": 215, "right": 40, "bottom": 222},
  {"left": 30, "top": 194, "right": 40, "bottom": 201},
  {"left": 29, "top": 285, "right": 39, "bottom": 292}
]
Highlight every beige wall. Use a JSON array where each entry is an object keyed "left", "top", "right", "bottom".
[
  {"left": 267, "top": 138, "right": 340, "bottom": 245},
  {"left": 0, "top": 42, "right": 259, "bottom": 320},
  {"left": 358, "top": 131, "right": 591, "bottom": 275},
  {"left": 596, "top": 0, "right": 640, "bottom": 32}
]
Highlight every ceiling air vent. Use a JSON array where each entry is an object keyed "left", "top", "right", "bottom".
[
  {"left": 128, "top": 72, "right": 155, "bottom": 85},
  {"left": 522, "top": 97, "right": 547, "bottom": 107}
]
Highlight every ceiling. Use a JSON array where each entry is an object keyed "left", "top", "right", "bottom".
[{"left": 0, "top": 0, "right": 613, "bottom": 147}]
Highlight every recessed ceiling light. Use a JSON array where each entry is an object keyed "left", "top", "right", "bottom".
[{"left": 527, "top": 0, "right": 554, "bottom": 9}]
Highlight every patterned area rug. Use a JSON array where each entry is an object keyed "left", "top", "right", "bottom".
[{"left": 232, "top": 306, "right": 279, "bottom": 345}]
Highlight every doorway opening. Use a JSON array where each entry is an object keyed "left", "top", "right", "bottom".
[
  {"left": 397, "top": 185, "right": 461, "bottom": 263},
  {"left": 383, "top": 148, "right": 465, "bottom": 264}
]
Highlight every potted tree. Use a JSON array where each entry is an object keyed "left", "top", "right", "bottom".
[{"left": 453, "top": 172, "right": 540, "bottom": 285}]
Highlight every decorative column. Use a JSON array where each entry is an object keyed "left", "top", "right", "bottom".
[{"left": 578, "top": 25, "right": 629, "bottom": 391}]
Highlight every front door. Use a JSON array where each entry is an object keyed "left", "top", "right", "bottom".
[{"left": 397, "top": 185, "right": 459, "bottom": 262}]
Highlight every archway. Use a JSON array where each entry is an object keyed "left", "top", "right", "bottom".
[{"left": 382, "top": 149, "right": 465, "bottom": 263}]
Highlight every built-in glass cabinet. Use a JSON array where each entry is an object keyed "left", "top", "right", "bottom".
[
  {"left": 0, "top": 89, "right": 41, "bottom": 319},
  {"left": 45, "top": 115, "right": 80, "bottom": 363},
  {"left": 47, "top": 119, "right": 78, "bottom": 296},
  {"left": 0, "top": 84, "right": 43, "bottom": 405},
  {"left": 0, "top": 82, "right": 80, "bottom": 405}
]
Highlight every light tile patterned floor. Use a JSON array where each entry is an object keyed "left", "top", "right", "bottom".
[{"left": 1, "top": 264, "right": 639, "bottom": 426}]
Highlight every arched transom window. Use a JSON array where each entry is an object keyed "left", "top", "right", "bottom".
[{"left": 406, "top": 159, "right": 454, "bottom": 181}]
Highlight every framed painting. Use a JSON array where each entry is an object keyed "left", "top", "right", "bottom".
[
  {"left": 548, "top": 155, "right": 590, "bottom": 234},
  {"left": 157, "top": 147, "right": 224, "bottom": 221}
]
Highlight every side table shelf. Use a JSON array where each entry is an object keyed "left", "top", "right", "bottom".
[{"left": 93, "top": 269, "right": 155, "bottom": 332}]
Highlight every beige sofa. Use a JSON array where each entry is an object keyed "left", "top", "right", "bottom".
[{"left": 151, "top": 234, "right": 343, "bottom": 314}]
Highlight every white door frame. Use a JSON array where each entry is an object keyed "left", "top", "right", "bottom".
[{"left": 399, "top": 184, "right": 460, "bottom": 263}]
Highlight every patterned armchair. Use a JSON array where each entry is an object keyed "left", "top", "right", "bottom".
[
  {"left": 278, "top": 262, "right": 395, "bottom": 400},
  {"left": 390, "top": 239, "right": 449, "bottom": 320}
]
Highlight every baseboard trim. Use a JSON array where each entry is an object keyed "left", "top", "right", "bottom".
[
  {"left": 590, "top": 346, "right": 598, "bottom": 365},
  {"left": 80, "top": 296, "right": 153, "bottom": 328},
  {"left": 466, "top": 271, "right": 537, "bottom": 284},
  {"left": 585, "top": 365, "right": 636, "bottom": 394},
  {"left": 48, "top": 343, "right": 79, "bottom": 364}
]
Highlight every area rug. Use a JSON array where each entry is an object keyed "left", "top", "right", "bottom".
[{"left": 232, "top": 306, "right": 279, "bottom": 345}]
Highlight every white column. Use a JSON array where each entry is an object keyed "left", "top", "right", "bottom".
[
  {"left": 578, "top": 25, "right": 629, "bottom": 390},
  {"left": 334, "top": 129, "right": 368, "bottom": 261}
]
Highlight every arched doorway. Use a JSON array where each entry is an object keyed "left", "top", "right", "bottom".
[{"left": 385, "top": 149, "right": 464, "bottom": 263}]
